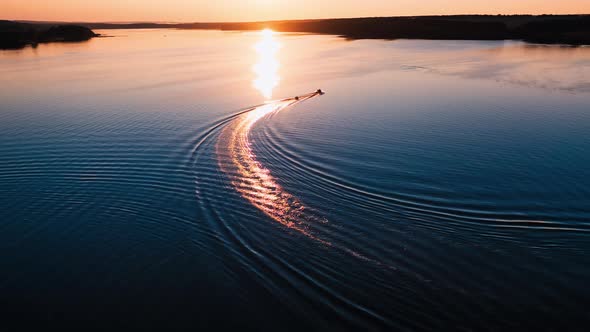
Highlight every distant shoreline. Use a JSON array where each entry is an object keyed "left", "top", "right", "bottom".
[
  {"left": 0, "top": 21, "right": 97, "bottom": 49},
  {"left": 3, "top": 15, "right": 590, "bottom": 48}
]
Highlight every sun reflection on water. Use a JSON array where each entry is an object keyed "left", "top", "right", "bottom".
[{"left": 253, "top": 29, "right": 280, "bottom": 99}]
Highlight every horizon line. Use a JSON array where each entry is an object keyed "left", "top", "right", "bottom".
[{"left": 5, "top": 13, "right": 590, "bottom": 25}]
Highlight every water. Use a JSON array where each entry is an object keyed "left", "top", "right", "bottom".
[{"left": 1, "top": 29, "right": 590, "bottom": 330}]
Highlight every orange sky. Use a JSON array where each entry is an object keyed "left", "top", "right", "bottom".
[{"left": 2, "top": 0, "right": 589, "bottom": 22}]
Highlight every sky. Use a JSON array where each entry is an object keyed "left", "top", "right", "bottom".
[{"left": 2, "top": 0, "right": 589, "bottom": 22}]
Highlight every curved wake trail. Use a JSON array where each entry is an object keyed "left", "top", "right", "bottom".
[
  {"left": 216, "top": 92, "right": 330, "bottom": 244},
  {"left": 213, "top": 91, "right": 393, "bottom": 271},
  {"left": 189, "top": 89, "right": 394, "bottom": 277}
]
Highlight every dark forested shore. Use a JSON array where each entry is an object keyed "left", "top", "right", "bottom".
[
  {"left": 84, "top": 15, "right": 590, "bottom": 45},
  {"left": 4, "top": 15, "right": 590, "bottom": 48},
  {"left": 177, "top": 15, "right": 590, "bottom": 45},
  {"left": 0, "top": 21, "right": 97, "bottom": 49},
  {"left": 177, "top": 15, "right": 590, "bottom": 44}
]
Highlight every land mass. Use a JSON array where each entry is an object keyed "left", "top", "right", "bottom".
[
  {"left": 3, "top": 15, "right": 590, "bottom": 49},
  {"left": 0, "top": 21, "right": 97, "bottom": 49},
  {"left": 79, "top": 15, "right": 590, "bottom": 45},
  {"left": 177, "top": 15, "right": 590, "bottom": 45}
]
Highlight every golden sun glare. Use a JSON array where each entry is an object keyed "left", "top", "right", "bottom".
[{"left": 252, "top": 29, "right": 280, "bottom": 99}]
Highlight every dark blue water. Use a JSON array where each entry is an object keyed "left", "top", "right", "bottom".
[{"left": 1, "top": 30, "right": 590, "bottom": 331}]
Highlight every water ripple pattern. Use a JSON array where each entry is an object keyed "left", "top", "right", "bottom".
[{"left": 217, "top": 93, "right": 328, "bottom": 242}]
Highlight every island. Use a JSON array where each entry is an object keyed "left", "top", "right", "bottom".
[{"left": 0, "top": 21, "right": 98, "bottom": 49}]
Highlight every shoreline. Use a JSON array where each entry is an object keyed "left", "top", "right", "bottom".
[
  {"left": 2, "top": 15, "right": 589, "bottom": 49},
  {"left": 0, "top": 21, "right": 97, "bottom": 49},
  {"left": 70, "top": 15, "right": 590, "bottom": 45}
]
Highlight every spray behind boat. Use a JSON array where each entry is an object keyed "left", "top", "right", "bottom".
[{"left": 293, "top": 89, "right": 324, "bottom": 101}]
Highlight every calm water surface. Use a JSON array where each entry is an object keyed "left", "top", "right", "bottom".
[{"left": 1, "top": 29, "right": 590, "bottom": 330}]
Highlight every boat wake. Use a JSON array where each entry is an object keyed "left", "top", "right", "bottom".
[
  {"left": 192, "top": 91, "right": 391, "bottom": 268},
  {"left": 216, "top": 92, "right": 331, "bottom": 243},
  {"left": 187, "top": 90, "right": 397, "bottom": 328}
]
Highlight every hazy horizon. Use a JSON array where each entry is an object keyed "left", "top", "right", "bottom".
[
  {"left": 4, "top": 14, "right": 590, "bottom": 25},
  {"left": 2, "top": 0, "right": 590, "bottom": 23}
]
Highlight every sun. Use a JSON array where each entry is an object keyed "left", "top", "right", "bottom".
[{"left": 261, "top": 28, "right": 275, "bottom": 37}]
